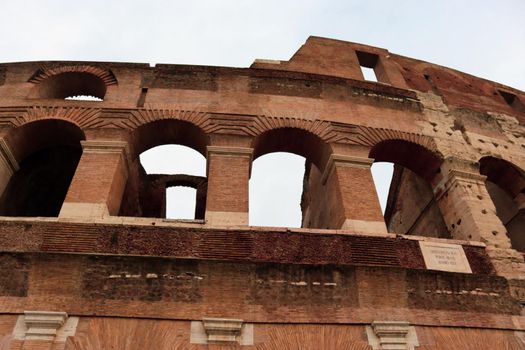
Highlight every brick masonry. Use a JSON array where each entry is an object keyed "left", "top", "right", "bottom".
[{"left": 0, "top": 36, "right": 524, "bottom": 348}]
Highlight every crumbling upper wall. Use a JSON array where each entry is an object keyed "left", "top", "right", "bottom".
[{"left": 252, "top": 36, "right": 525, "bottom": 124}]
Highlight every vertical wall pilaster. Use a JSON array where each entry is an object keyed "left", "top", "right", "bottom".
[
  {"left": 434, "top": 159, "right": 525, "bottom": 277},
  {"left": 434, "top": 168, "right": 510, "bottom": 247},
  {"left": 0, "top": 138, "right": 19, "bottom": 197},
  {"left": 59, "top": 140, "right": 130, "bottom": 219},
  {"left": 322, "top": 154, "right": 387, "bottom": 234},
  {"left": 205, "top": 146, "right": 252, "bottom": 226}
]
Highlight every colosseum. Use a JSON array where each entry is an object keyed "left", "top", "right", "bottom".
[{"left": 0, "top": 36, "right": 523, "bottom": 349}]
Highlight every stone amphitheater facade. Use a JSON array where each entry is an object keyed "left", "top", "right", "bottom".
[{"left": 0, "top": 36, "right": 524, "bottom": 349}]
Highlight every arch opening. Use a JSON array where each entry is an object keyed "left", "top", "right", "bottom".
[
  {"left": 480, "top": 156, "right": 525, "bottom": 252},
  {"left": 369, "top": 139, "right": 442, "bottom": 183},
  {"left": 249, "top": 152, "right": 306, "bottom": 228},
  {"left": 0, "top": 119, "right": 85, "bottom": 217},
  {"left": 369, "top": 139, "right": 449, "bottom": 238},
  {"left": 38, "top": 72, "right": 107, "bottom": 100},
  {"left": 250, "top": 128, "right": 331, "bottom": 228},
  {"left": 166, "top": 186, "right": 197, "bottom": 220},
  {"left": 120, "top": 120, "right": 209, "bottom": 220},
  {"left": 252, "top": 128, "right": 331, "bottom": 171}
]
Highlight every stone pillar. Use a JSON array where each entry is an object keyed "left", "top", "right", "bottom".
[
  {"left": 434, "top": 164, "right": 510, "bottom": 247},
  {"left": 195, "top": 181, "right": 207, "bottom": 220},
  {"left": 59, "top": 140, "right": 130, "bottom": 219},
  {"left": 322, "top": 154, "right": 387, "bottom": 234},
  {"left": 0, "top": 138, "right": 19, "bottom": 196},
  {"left": 205, "top": 146, "right": 252, "bottom": 226},
  {"left": 434, "top": 159, "right": 525, "bottom": 277}
]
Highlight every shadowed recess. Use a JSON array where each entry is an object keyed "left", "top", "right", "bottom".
[
  {"left": 38, "top": 72, "right": 107, "bottom": 100},
  {"left": 252, "top": 127, "right": 331, "bottom": 171},
  {"left": 479, "top": 156, "right": 525, "bottom": 198},
  {"left": 0, "top": 146, "right": 81, "bottom": 216},
  {"left": 0, "top": 119, "right": 85, "bottom": 217},
  {"left": 480, "top": 156, "right": 525, "bottom": 252},
  {"left": 369, "top": 139, "right": 443, "bottom": 183},
  {"left": 5, "top": 119, "right": 86, "bottom": 164}
]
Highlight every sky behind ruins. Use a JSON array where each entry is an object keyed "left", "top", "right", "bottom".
[{"left": 2, "top": 1, "right": 523, "bottom": 226}]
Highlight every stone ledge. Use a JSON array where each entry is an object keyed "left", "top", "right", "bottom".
[
  {"left": 0, "top": 217, "right": 495, "bottom": 274},
  {"left": 24, "top": 311, "right": 67, "bottom": 340},
  {"left": 203, "top": 318, "right": 243, "bottom": 342},
  {"left": 190, "top": 318, "right": 253, "bottom": 345},
  {"left": 11, "top": 311, "right": 78, "bottom": 341},
  {"left": 366, "top": 321, "right": 419, "bottom": 350}
]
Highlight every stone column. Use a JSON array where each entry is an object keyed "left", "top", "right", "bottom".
[
  {"left": 322, "top": 154, "right": 387, "bottom": 234},
  {"left": 0, "top": 138, "right": 19, "bottom": 197},
  {"left": 434, "top": 164, "right": 510, "bottom": 247},
  {"left": 205, "top": 146, "right": 252, "bottom": 226},
  {"left": 59, "top": 140, "right": 130, "bottom": 219},
  {"left": 434, "top": 159, "right": 525, "bottom": 277}
]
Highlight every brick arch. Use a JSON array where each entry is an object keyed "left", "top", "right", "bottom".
[
  {"left": 251, "top": 115, "right": 340, "bottom": 143},
  {"left": 4, "top": 118, "right": 85, "bottom": 164},
  {"left": 15, "top": 106, "right": 101, "bottom": 129},
  {"left": 354, "top": 125, "right": 439, "bottom": 152},
  {"left": 28, "top": 64, "right": 117, "bottom": 86},
  {"left": 128, "top": 109, "right": 211, "bottom": 130},
  {"left": 165, "top": 174, "right": 207, "bottom": 190},
  {"left": 479, "top": 156, "right": 525, "bottom": 198},
  {"left": 29, "top": 64, "right": 117, "bottom": 100},
  {"left": 129, "top": 118, "right": 210, "bottom": 159},
  {"left": 251, "top": 127, "right": 332, "bottom": 170},
  {"left": 369, "top": 138, "right": 443, "bottom": 183}
]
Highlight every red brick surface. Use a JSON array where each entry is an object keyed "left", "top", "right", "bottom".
[{"left": 0, "top": 36, "right": 524, "bottom": 349}]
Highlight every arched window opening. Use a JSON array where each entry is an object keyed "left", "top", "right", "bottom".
[
  {"left": 166, "top": 186, "right": 197, "bottom": 220},
  {"left": 134, "top": 145, "right": 206, "bottom": 220},
  {"left": 140, "top": 144, "right": 205, "bottom": 177},
  {"left": 480, "top": 157, "right": 525, "bottom": 252},
  {"left": 38, "top": 72, "right": 106, "bottom": 100},
  {"left": 370, "top": 140, "right": 449, "bottom": 238},
  {"left": 120, "top": 120, "right": 209, "bottom": 220},
  {"left": 0, "top": 120, "right": 85, "bottom": 217},
  {"left": 251, "top": 127, "right": 331, "bottom": 229},
  {"left": 252, "top": 128, "right": 330, "bottom": 170},
  {"left": 249, "top": 152, "right": 305, "bottom": 228}
]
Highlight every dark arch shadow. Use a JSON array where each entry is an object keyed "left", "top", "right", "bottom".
[{"left": 0, "top": 119, "right": 85, "bottom": 216}]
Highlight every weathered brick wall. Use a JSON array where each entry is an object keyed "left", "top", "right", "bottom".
[
  {"left": 0, "top": 252, "right": 519, "bottom": 325},
  {"left": 0, "top": 220, "right": 494, "bottom": 274},
  {"left": 0, "top": 36, "right": 523, "bottom": 349}
]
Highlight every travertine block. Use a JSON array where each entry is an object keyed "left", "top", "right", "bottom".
[{"left": 366, "top": 321, "right": 419, "bottom": 350}]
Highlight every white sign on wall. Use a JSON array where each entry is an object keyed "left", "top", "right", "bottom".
[{"left": 419, "top": 241, "right": 472, "bottom": 273}]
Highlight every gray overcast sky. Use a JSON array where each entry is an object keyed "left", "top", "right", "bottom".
[{"left": 3, "top": 1, "right": 524, "bottom": 226}]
